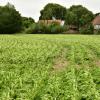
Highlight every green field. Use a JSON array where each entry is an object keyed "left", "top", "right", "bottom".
[{"left": 0, "top": 34, "right": 100, "bottom": 100}]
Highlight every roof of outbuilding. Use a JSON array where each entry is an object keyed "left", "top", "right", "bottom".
[
  {"left": 92, "top": 15, "right": 100, "bottom": 25},
  {"left": 38, "top": 20, "right": 63, "bottom": 25}
]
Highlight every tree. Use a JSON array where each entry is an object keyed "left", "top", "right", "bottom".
[
  {"left": 22, "top": 17, "right": 35, "bottom": 29},
  {"left": 95, "top": 12, "right": 100, "bottom": 17},
  {"left": 65, "top": 5, "right": 94, "bottom": 31},
  {"left": 0, "top": 3, "right": 22, "bottom": 34},
  {"left": 39, "top": 3, "right": 67, "bottom": 20},
  {"left": 6, "top": 2, "right": 15, "bottom": 9},
  {"left": 65, "top": 11, "right": 77, "bottom": 25}
]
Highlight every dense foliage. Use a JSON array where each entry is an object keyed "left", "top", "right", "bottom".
[
  {"left": 79, "top": 23, "right": 94, "bottom": 34},
  {"left": 25, "top": 23, "right": 67, "bottom": 34},
  {"left": 39, "top": 4, "right": 95, "bottom": 33},
  {"left": 0, "top": 3, "right": 22, "bottom": 34},
  {"left": 95, "top": 12, "right": 100, "bottom": 17},
  {"left": 39, "top": 3, "right": 67, "bottom": 20},
  {"left": 65, "top": 5, "right": 94, "bottom": 31},
  {"left": 0, "top": 34, "right": 100, "bottom": 99},
  {"left": 95, "top": 29, "right": 100, "bottom": 34},
  {"left": 22, "top": 17, "right": 35, "bottom": 29}
]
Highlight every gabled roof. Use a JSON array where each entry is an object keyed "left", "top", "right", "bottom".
[{"left": 92, "top": 15, "right": 100, "bottom": 25}]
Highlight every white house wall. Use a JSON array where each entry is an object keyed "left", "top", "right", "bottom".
[
  {"left": 94, "top": 25, "right": 100, "bottom": 29},
  {"left": 60, "top": 21, "right": 65, "bottom": 26}
]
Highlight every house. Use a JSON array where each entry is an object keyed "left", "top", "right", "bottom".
[
  {"left": 38, "top": 19, "right": 65, "bottom": 26},
  {"left": 92, "top": 14, "right": 100, "bottom": 30}
]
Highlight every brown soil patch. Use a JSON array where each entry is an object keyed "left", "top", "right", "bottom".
[
  {"left": 75, "top": 64, "right": 81, "bottom": 70},
  {"left": 95, "top": 60, "right": 100, "bottom": 67},
  {"left": 52, "top": 48, "right": 68, "bottom": 72},
  {"left": 53, "top": 58, "right": 68, "bottom": 71}
]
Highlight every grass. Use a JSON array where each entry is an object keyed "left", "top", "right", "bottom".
[{"left": 0, "top": 34, "right": 100, "bottom": 100}]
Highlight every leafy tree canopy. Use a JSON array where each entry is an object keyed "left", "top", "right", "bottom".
[
  {"left": 39, "top": 3, "right": 67, "bottom": 20},
  {"left": 22, "top": 17, "right": 35, "bottom": 28},
  {"left": 95, "top": 12, "right": 100, "bottom": 16},
  {"left": 65, "top": 5, "right": 94, "bottom": 30},
  {"left": 0, "top": 2, "right": 22, "bottom": 34}
]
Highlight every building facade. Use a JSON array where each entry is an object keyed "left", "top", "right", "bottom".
[{"left": 92, "top": 14, "right": 100, "bottom": 30}]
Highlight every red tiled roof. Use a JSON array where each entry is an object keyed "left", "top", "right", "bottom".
[
  {"left": 38, "top": 20, "right": 62, "bottom": 25},
  {"left": 92, "top": 15, "right": 100, "bottom": 25}
]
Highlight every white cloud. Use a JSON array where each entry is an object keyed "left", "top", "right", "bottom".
[{"left": 0, "top": 0, "right": 100, "bottom": 22}]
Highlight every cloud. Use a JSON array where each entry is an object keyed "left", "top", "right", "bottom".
[{"left": 0, "top": 0, "right": 100, "bottom": 21}]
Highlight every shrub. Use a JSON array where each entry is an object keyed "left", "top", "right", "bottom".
[
  {"left": 25, "top": 24, "right": 38, "bottom": 34},
  {"left": 79, "top": 24, "right": 94, "bottom": 34},
  {"left": 95, "top": 29, "right": 100, "bottom": 35},
  {"left": 51, "top": 25, "right": 64, "bottom": 34},
  {"left": 38, "top": 23, "right": 46, "bottom": 33},
  {"left": 45, "top": 23, "right": 67, "bottom": 34},
  {"left": 25, "top": 22, "right": 67, "bottom": 34}
]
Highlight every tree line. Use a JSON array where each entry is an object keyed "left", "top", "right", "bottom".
[{"left": 0, "top": 2, "right": 99, "bottom": 34}]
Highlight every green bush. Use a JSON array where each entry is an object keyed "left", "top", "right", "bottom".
[
  {"left": 26, "top": 23, "right": 46, "bottom": 34},
  {"left": 50, "top": 25, "right": 65, "bottom": 34},
  {"left": 25, "top": 24, "right": 38, "bottom": 34},
  {"left": 45, "top": 23, "right": 67, "bottom": 34},
  {"left": 95, "top": 29, "right": 100, "bottom": 35},
  {"left": 79, "top": 24, "right": 94, "bottom": 34},
  {"left": 38, "top": 23, "right": 46, "bottom": 33},
  {"left": 25, "top": 23, "right": 67, "bottom": 34}
]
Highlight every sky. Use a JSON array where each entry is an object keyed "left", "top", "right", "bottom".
[{"left": 0, "top": 0, "right": 100, "bottom": 22}]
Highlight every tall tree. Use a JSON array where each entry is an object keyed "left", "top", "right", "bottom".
[
  {"left": 39, "top": 3, "right": 67, "bottom": 20},
  {"left": 0, "top": 3, "right": 22, "bottom": 34},
  {"left": 65, "top": 5, "right": 94, "bottom": 30},
  {"left": 95, "top": 12, "right": 100, "bottom": 17},
  {"left": 22, "top": 17, "right": 35, "bottom": 28}
]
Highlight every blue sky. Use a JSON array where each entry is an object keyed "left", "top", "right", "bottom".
[{"left": 0, "top": 0, "right": 100, "bottom": 21}]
